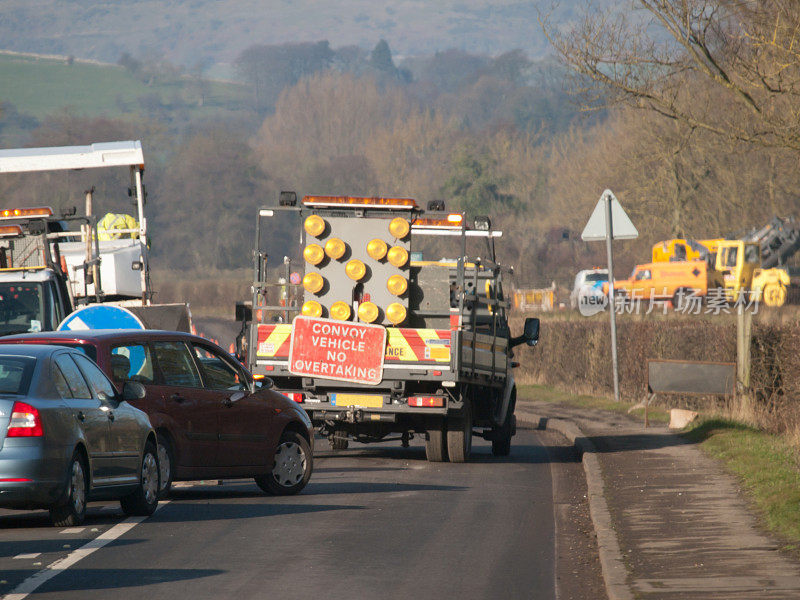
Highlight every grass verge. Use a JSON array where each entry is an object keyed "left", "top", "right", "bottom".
[
  {"left": 684, "top": 418, "right": 800, "bottom": 553},
  {"left": 517, "top": 383, "right": 669, "bottom": 424}
]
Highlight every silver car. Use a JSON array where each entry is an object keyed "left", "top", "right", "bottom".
[{"left": 0, "top": 344, "right": 159, "bottom": 526}]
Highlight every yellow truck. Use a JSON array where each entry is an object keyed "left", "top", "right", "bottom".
[{"left": 607, "top": 261, "right": 718, "bottom": 306}]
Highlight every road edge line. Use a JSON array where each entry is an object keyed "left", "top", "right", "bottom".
[
  {"left": 517, "top": 411, "right": 633, "bottom": 600},
  {"left": 3, "top": 501, "right": 170, "bottom": 600}
]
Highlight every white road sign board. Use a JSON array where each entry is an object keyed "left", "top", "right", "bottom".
[{"left": 581, "top": 190, "right": 638, "bottom": 241}]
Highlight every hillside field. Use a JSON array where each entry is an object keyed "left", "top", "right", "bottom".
[{"left": 0, "top": 53, "right": 249, "bottom": 120}]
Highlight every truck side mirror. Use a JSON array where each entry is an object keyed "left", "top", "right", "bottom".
[
  {"left": 235, "top": 301, "right": 252, "bottom": 322},
  {"left": 524, "top": 317, "right": 540, "bottom": 346},
  {"left": 510, "top": 317, "right": 539, "bottom": 349}
]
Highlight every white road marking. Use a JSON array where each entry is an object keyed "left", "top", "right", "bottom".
[
  {"left": 59, "top": 528, "right": 84, "bottom": 535},
  {"left": 3, "top": 501, "right": 169, "bottom": 600},
  {"left": 11, "top": 554, "right": 40, "bottom": 560}
]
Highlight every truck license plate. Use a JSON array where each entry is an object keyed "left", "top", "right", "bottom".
[{"left": 330, "top": 393, "right": 385, "bottom": 408}]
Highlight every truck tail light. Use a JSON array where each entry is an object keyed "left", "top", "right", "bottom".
[
  {"left": 408, "top": 396, "right": 444, "bottom": 408},
  {"left": 7, "top": 402, "right": 43, "bottom": 437},
  {"left": 283, "top": 393, "right": 304, "bottom": 403}
]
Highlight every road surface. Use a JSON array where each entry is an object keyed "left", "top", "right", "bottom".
[{"left": 0, "top": 428, "right": 603, "bottom": 600}]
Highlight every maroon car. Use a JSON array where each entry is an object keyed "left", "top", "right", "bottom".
[{"left": 0, "top": 330, "right": 314, "bottom": 497}]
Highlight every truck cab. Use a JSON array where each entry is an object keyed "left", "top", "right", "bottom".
[
  {"left": 0, "top": 269, "right": 71, "bottom": 335},
  {"left": 715, "top": 240, "right": 789, "bottom": 305}
]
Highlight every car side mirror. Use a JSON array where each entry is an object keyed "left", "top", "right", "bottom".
[
  {"left": 253, "top": 376, "right": 274, "bottom": 391},
  {"left": 122, "top": 381, "right": 147, "bottom": 401},
  {"left": 524, "top": 317, "right": 540, "bottom": 346}
]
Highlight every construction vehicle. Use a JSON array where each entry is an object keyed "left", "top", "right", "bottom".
[
  {"left": 0, "top": 141, "right": 191, "bottom": 334},
  {"left": 650, "top": 216, "right": 800, "bottom": 306},
  {"left": 608, "top": 261, "right": 719, "bottom": 306},
  {"left": 235, "top": 193, "right": 540, "bottom": 462}
]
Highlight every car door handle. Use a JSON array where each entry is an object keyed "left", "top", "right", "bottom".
[
  {"left": 170, "top": 394, "right": 185, "bottom": 403},
  {"left": 76, "top": 411, "right": 85, "bottom": 422}
]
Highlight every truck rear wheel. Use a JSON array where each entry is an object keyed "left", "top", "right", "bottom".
[
  {"left": 425, "top": 420, "right": 447, "bottom": 462},
  {"left": 447, "top": 400, "right": 472, "bottom": 463}
]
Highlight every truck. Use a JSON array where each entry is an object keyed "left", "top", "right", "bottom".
[
  {"left": 650, "top": 217, "right": 800, "bottom": 306},
  {"left": 0, "top": 141, "right": 190, "bottom": 334},
  {"left": 608, "top": 260, "right": 719, "bottom": 307},
  {"left": 235, "top": 193, "right": 540, "bottom": 462}
]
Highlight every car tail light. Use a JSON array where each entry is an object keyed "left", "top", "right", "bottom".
[
  {"left": 283, "top": 393, "right": 304, "bottom": 403},
  {"left": 7, "top": 402, "right": 43, "bottom": 437},
  {"left": 408, "top": 396, "right": 444, "bottom": 408}
]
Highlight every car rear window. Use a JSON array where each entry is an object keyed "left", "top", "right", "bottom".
[{"left": 0, "top": 356, "right": 35, "bottom": 395}]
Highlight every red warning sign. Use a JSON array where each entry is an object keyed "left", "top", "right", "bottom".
[{"left": 288, "top": 316, "right": 387, "bottom": 385}]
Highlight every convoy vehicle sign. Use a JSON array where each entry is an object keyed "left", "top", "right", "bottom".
[{"left": 288, "top": 316, "right": 386, "bottom": 385}]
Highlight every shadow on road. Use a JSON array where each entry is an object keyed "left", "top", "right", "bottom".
[
  {"left": 1, "top": 568, "right": 223, "bottom": 594},
  {"left": 149, "top": 502, "right": 363, "bottom": 522},
  {"left": 317, "top": 438, "right": 576, "bottom": 465},
  {"left": 304, "top": 481, "right": 465, "bottom": 495},
  {"left": 0, "top": 506, "right": 132, "bottom": 530},
  {"left": 313, "top": 466, "right": 411, "bottom": 473},
  {"left": 0, "top": 537, "right": 140, "bottom": 559}
]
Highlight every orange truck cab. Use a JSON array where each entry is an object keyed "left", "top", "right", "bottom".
[{"left": 608, "top": 261, "right": 716, "bottom": 304}]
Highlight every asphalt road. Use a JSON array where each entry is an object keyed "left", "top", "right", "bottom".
[{"left": 0, "top": 429, "right": 565, "bottom": 600}]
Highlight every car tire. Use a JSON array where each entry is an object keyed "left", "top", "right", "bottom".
[
  {"left": 446, "top": 399, "right": 472, "bottom": 463},
  {"left": 255, "top": 431, "right": 313, "bottom": 496},
  {"left": 49, "top": 451, "right": 88, "bottom": 527},
  {"left": 156, "top": 435, "right": 174, "bottom": 498},
  {"left": 120, "top": 441, "right": 159, "bottom": 517},
  {"left": 425, "top": 419, "right": 447, "bottom": 462}
]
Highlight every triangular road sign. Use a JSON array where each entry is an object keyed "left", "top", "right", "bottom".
[{"left": 581, "top": 189, "right": 638, "bottom": 241}]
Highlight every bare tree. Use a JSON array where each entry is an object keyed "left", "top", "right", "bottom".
[{"left": 541, "top": 1, "right": 800, "bottom": 152}]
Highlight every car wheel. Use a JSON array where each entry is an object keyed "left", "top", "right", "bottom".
[
  {"left": 255, "top": 431, "right": 313, "bottom": 496},
  {"left": 120, "top": 441, "right": 159, "bottom": 516},
  {"left": 157, "top": 436, "right": 174, "bottom": 498},
  {"left": 446, "top": 399, "right": 473, "bottom": 463},
  {"left": 50, "top": 451, "right": 88, "bottom": 527}
]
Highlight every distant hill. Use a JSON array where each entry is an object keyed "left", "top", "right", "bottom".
[
  {"left": 0, "top": 52, "right": 249, "bottom": 119},
  {"left": 0, "top": 0, "right": 596, "bottom": 71}
]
